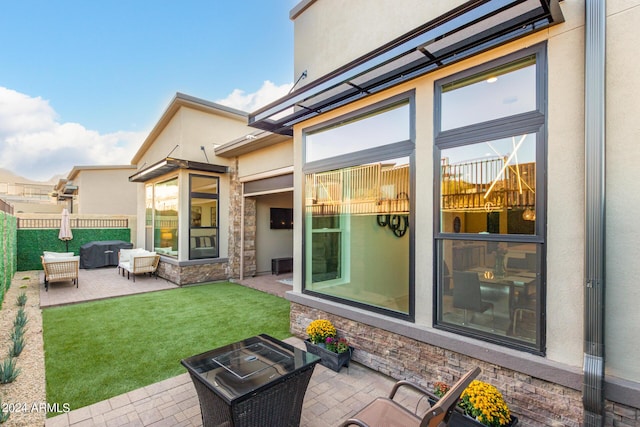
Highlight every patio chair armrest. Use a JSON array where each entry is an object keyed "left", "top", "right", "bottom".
[{"left": 388, "top": 380, "right": 439, "bottom": 402}]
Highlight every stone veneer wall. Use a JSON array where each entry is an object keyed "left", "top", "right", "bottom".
[
  {"left": 227, "top": 159, "right": 257, "bottom": 279},
  {"left": 156, "top": 261, "right": 227, "bottom": 286},
  {"left": 291, "top": 303, "right": 640, "bottom": 426}
]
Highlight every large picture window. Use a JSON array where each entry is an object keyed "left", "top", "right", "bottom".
[
  {"left": 434, "top": 45, "right": 546, "bottom": 353},
  {"left": 303, "top": 96, "right": 414, "bottom": 318}
]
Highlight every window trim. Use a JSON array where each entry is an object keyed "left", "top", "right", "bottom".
[
  {"left": 301, "top": 91, "right": 416, "bottom": 321},
  {"left": 188, "top": 173, "right": 220, "bottom": 260},
  {"left": 433, "top": 43, "right": 547, "bottom": 354}
]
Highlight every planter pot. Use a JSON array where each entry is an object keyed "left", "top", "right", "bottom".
[
  {"left": 304, "top": 340, "right": 352, "bottom": 372},
  {"left": 448, "top": 410, "right": 518, "bottom": 427},
  {"left": 428, "top": 399, "right": 518, "bottom": 426}
]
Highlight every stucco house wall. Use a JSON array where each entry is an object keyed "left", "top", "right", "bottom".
[
  {"left": 69, "top": 166, "right": 138, "bottom": 215},
  {"left": 277, "top": 0, "right": 640, "bottom": 424}
]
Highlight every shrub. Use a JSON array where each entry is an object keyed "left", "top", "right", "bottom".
[
  {"left": 13, "top": 308, "right": 28, "bottom": 329},
  {"left": 0, "top": 357, "right": 20, "bottom": 384},
  {"left": 9, "top": 334, "right": 25, "bottom": 358},
  {"left": 16, "top": 292, "right": 27, "bottom": 307},
  {"left": 0, "top": 397, "right": 10, "bottom": 423}
]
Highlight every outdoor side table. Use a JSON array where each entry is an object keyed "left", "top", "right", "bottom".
[{"left": 181, "top": 334, "right": 321, "bottom": 427}]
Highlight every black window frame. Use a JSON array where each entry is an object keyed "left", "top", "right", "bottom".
[
  {"left": 301, "top": 91, "right": 416, "bottom": 321},
  {"left": 433, "top": 43, "right": 547, "bottom": 355},
  {"left": 189, "top": 174, "right": 220, "bottom": 260}
]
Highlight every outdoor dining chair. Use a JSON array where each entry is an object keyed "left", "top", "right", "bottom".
[{"left": 340, "top": 366, "right": 480, "bottom": 427}]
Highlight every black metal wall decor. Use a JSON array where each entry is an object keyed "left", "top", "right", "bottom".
[{"left": 376, "top": 193, "right": 409, "bottom": 237}]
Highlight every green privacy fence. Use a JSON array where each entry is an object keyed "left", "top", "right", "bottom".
[
  {"left": 17, "top": 228, "right": 131, "bottom": 271},
  {"left": 0, "top": 211, "right": 18, "bottom": 306}
]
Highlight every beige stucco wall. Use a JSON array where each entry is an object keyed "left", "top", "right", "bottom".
[
  {"left": 604, "top": 0, "right": 640, "bottom": 381},
  {"left": 74, "top": 168, "right": 137, "bottom": 215},
  {"left": 288, "top": 0, "right": 640, "bottom": 381},
  {"left": 136, "top": 107, "right": 247, "bottom": 170},
  {"left": 292, "top": 0, "right": 468, "bottom": 86},
  {"left": 237, "top": 140, "right": 294, "bottom": 179}
]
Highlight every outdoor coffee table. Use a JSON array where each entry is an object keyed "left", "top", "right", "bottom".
[{"left": 181, "top": 334, "right": 321, "bottom": 427}]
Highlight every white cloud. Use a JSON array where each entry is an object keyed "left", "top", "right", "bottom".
[
  {"left": 0, "top": 87, "right": 145, "bottom": 182},
  {"left": 215, "top": 80, "right": 292, "bottom": 113}
]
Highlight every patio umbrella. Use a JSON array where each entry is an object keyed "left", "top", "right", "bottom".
[{"left": 58, "top": 208, "right": 73, "bottom": 251}]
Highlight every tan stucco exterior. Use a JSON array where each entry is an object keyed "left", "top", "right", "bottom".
[
  {"left": 284, "top": 0, "right": 640, "bottom": 420},
  {"left": 65, "top": 165, "right": 138, "bottom": 215}
]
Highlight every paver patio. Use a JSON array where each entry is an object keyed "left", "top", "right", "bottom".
[{"left": 40, "top": 270, "right": 409, "bottom": 427}]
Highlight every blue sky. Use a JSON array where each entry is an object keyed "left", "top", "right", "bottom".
[{"left": 0, "top": 1, "right": 298, "bottom": 181}]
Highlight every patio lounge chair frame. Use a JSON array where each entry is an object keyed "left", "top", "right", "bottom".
[
  {"left": 41, "top": 256, "right": 79, "bottom": 291},
  {"left": 120, "top": 255, "right": 160, "bottom": 282},
  {"left": 341, "top": 366, "right": 480, "bottom": 427}
]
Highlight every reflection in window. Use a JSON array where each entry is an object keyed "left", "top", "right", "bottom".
[
  {"left": 154, "top": 178, "right": 178, "bottom": 258},
  {"left": 305, "top": 101, "right": 410, "bottom": 163},
  {"left": 305, "top": 158, "right": 410, "bottom": 314},
  {"left": 438, "top": 240, "right": 539, "bottom": 344},
  {"left": 190, "top": 175, "right": 219, "bottom": 259},
  {"left": 435, "top": 46, "right": 545, "bottom": 353},
  {"left": 440, "top": 134, "right": 536, "bottom": 235},
  {"left": 145, "top": 184, "right": 153, "bottom": 251},
  {"left": 441, "top": 55, "right": 536, "bottom": 131}
]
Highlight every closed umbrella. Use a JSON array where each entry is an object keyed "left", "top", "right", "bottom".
[{"left": 58, "top": 208, "right": 73, "bottom": 251}]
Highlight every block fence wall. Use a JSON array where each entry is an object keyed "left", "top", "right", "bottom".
[{"left": 290, "top": 303, "right": 638, "bottom": 426}]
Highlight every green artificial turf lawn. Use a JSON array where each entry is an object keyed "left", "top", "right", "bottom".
[{"left": 42, "top": 282, "right": 291, "bottom": 412}]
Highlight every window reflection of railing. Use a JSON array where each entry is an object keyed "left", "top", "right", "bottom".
[
  {"left": 441, "top": 158, "right": 535, "bottom": 211},
  {"left": 306, "top": 163, "right": 409, "bottom": 215}
]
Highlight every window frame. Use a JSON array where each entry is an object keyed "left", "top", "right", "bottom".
[
  {"left": 433, "top": 44, "right": 547, "bottom": 354},
  {"left": 188, "top": 173, "right": 220, "bottom": 260},
  {"left": 302, "top": 91, "right": 416, "bottom": 321}
]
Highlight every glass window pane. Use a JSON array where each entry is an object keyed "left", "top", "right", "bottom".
[
  {"left": 145, "top": 185, "right": 153, "bottom": 251},
  {"left": 438, "top": 239, "right": 539, "bottom": 344},
  {"left": 440, "top": 133, "right": 536, "bottom": 235},
  {"left": 441, "top": 56, "right": 536, "bottom": 131},
  {"left": 189, "top": 175, "right": 219, "bottom": 260},
  {"left": 154, "top": 178, "right": 178, "bottom": 257},
  {"left": 305, "top": 101, "right": 410, "bottom": 163},
  {"left": 305, "top": 157, "right": 410, "bottom": 314},
  {"left": 191, "top": 175, "right": 218, "bottom": 195}
]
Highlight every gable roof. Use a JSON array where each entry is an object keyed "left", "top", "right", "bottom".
[{"left": 131, "top": 92, "right": 248, "bottom": 164}]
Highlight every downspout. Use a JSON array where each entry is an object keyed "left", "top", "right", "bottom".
[{"left": 583, "top": 0, "right": 606, "bottom": 425}]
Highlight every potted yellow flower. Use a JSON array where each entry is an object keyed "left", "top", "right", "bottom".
[
  {"left": 432, "top": 379, "right": 517, "bottom": 426},
  {"left": 304, "top": 319, "right": 353, "bottom": 372},
  {"left": 459, "top": 380, "right": 515, "bottom": 426}
]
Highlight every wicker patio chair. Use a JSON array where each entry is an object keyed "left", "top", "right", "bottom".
[
  {"left": 120, "top": 254, "right": 160, "bottom": 282},
  {"left": 41, "top": 255, "right": 79, "bottom": 291},
  {"left": 340, "top": 367, "right": 480, "bottom": 427}
]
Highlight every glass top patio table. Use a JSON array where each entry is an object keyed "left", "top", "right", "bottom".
[{"left": 181, "top": 334, "right": 320, "bottom": 404}]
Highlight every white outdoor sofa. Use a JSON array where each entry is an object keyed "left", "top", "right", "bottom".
[
  {"left": 41, "top": 251, "right": 80, "bottom": 291},
  {"left": 117, "top": 248, "right": 160, "bottom": 282}
]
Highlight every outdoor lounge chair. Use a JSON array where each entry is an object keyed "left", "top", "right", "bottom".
[
  {"left": 119, "top": 253, "right": 160, "bottom": 282},
  {"left": 340, "top": 366, "right": 480, "bottom": 427},
  {"left": 41, "top": 255, "right": 79, "bottom": 291}
]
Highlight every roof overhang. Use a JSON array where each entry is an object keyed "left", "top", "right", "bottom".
[
  {"left": 214, "top": 130, "right": 291, "bottom": 158},
  {"left": 249, "top": 0, "right": 564, "bottom": 135},
  {"left": 128, "top": 157, "right": 229, "bottom": 183}
]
